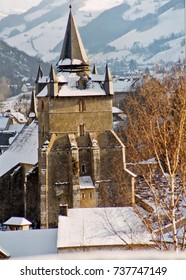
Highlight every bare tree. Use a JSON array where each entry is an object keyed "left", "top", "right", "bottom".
[
  {"left": 120, "top": 75, "right": 186, "bottom": 251},
  {"left": 0, "top": 77, "right": 11, "bottom": 102}
]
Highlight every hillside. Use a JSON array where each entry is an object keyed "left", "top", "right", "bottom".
[
  {"left": 0, "top": 40, "right": 49, "bottom": 93},
  {"left": 0, "top": 0, "right": 185, "bottom": 75}
]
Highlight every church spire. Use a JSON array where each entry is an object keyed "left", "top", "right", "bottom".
[
  {"left": 57, "top": 7, "right": 90, "bottom": 73},
  {"left": 92, "top": 64, "right": 98, "bottom": 75},
  {"left": 28, "top": 90, "right": 38, "bottom": 123},
  {"left": 35, "top": 64, "right": 43, "bottom": 83},
  {"left": 49, "top": 64, "right": 57, "bottom": 82},
  {"left": 104, "top": 64, "right": 114, "bottom": 95},
  {"left": 48, "top": 65, "right": 58, "bottom": 96}
]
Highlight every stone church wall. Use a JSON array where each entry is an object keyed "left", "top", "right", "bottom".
[
  {"left": 0, "top": 165, "right": 24, "bottom": 223},
  {"left": 26, "top": 166, "right": 40, "bottom": 227}
]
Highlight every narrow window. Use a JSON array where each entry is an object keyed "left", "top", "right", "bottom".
[
  {"left": 82, "top": 192, "right": 85, "bottom": 199},
  {"left": 81, "top": 164, "right": 86, "bottom": 174},
  {"left": 79, "top": 100, "right": 83, "bottom": 111},
  {"left": 79, "top": 100, "right": 86, "bottom": 111},
  {"left": 41, "top": 100, "right": 44, "bottom": 111},
  {"left": 82, "top": 100, "right": 86, "bottom": 111},
  {"left": 79, "top": 124, "right": 85, "bottom": 136},
  {"left": 90, "top": 192, "right": 93, "bottom": 199},
  {"left": 42, "top": 125, "right": 44, "bottom": 137}
]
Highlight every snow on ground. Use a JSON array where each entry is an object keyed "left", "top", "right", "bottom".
[
  {"left": 0, "top": 92, "right": 31, "bottom": 113},
  {"left": 123, "top": 0, "right": 170, "bottom": 21},
  {"left": 79, "top": 0, "right": 123, "bottom": 12},
  {"left": 5, "top": 9, "right": 94, "bottom": 60},
  {"left": 147, "top": 45, "right": 185, "bottom": 64},
  {"left": 110, "top": 8, "right": 184, "bottom": 50},
  {"left": 0, "top": 0, "right": 42, "bottom": 16}
]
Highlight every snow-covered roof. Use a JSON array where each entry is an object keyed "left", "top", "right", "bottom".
[
  {"left": 8, "top": 124, "right": 25, "bottom": 133},
  {"left": 0, "top": 120, "right": 38, "bottom": 177},
  {"left": 91, "top": 74, "right": 104, "bottom": 82},
  {"left": 0, "top": 115, "right": 9, "bottom": 130},
  {"left": 79, "top": 176, "right": 94, "bottom": 189},
  {"left": 58, "top": 59, "right": 83, "bottom": 66},
  {"left": 10, "top": 112, "right": 27, "bottom": 123},
  {"left": 58, "top": 82, "right": 105, "bottom": 97},
  {"left": 37, "top": 77, "right": 106, "bottom": 97},
  {"left": 0, "top": 229, "right": 57, "bottom": 258},
  {"left": 57, "top": 207, "right": 153, "bottom": 249},
  {"left": 112, "top": 107, "right": 123, "bottom": 114},
  {"left": 113, "top": 77, "right": 137, "bottom": 93},
  {"left": 4, "top": 217, "right": 32, "bottom": 226}
]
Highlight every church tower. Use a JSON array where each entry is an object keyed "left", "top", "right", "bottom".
[{"left": 36, "top": 7, "right": 134, "bottom": 228}]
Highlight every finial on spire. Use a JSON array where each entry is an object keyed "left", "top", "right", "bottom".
[{"left": 67, "top": 0, "right": 73, "bottom": 9}]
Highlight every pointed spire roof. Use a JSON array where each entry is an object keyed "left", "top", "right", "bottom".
[
  {"left": 49, "top": 64, "right": 57, "bottom": 82},
  {"left": 105, "top": 64, "right": 112, "bottom": 82},
  {"left": 92, "top": 64, "right": 98, "bottom": 75},
  {"left": 35, "top": 65, "right": 43, "bottom": 83},
  {"left": 28, "top": 90, "right": 38, "bottom": 120},
  {"left": 57, "top": 8, "right": 90, "bottom": 73},
  {"left": 104, "top": 64, "right": 114, "bottom": 95}
]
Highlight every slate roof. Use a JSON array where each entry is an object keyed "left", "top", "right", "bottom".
[{"left": 57, "top": 9, "right": 89, "bottom": 72}]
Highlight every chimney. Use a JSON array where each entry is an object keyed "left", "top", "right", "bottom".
[{"left": 59, "top": 204, "right": 68, "bottom": 216}]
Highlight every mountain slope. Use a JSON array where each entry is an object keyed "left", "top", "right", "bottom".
[
  {"left": 0, "top": 40, "right": 49, "bottom": 92},
  {"left": 0, "top": 0, "right": 184, "bottom": 72}
]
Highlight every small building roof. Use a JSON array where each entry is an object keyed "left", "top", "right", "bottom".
[
  {"left": 79, "top": 176, "right": 94, "bottom": 189},
  {"left": 0, "top": 229, "right": 57, "bottom": 258},
  {"left": 4, "top": 217, "right": 32, "bottom": 226},
  {"left": 112, "top": 107, "right": 123, "bottom": 114},
  {"left": 10, "top": 112, "right": 27, "bottom": 124},
  {"left": 57, "top": 207, "right": 153, "bottom": 249}
]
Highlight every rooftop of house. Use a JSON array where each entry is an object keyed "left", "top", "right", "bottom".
[
  {"left": 0, "top": 228, "right": 57, "bottom": 258},
  {"left": 0, "top": 120, "right": 38, "bottom": 177},
  {"left": 0, "top": 114, "right": 10, "bottom": 130},
  {"left": 3, "top": 217, "right": 32, "bottom": 226},
  {"left": 79, "top": 176, "right": 94, "bottom": 189},
  {"left": 57, "top": 207, "right": 153, "bottom": 249}
]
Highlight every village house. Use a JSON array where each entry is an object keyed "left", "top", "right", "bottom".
[
  {"left": 0, "top": 112, "right": 25, "bottom": 153},
  {"left": 57, "top": 205, "right": 155, "bottom": 252}
]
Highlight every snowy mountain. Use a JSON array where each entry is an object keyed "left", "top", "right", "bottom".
[
  {"left": 0, "top": 0, "right": 185, "bottom": 74},
  {"left": 0, "top": 0, "right": 42, "bottom": 19}
]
